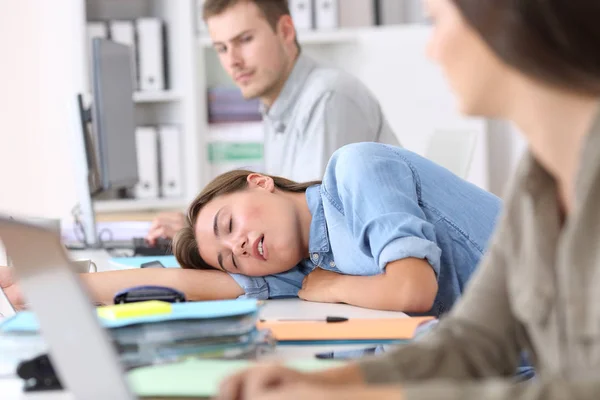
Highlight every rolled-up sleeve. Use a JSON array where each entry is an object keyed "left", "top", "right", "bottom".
[
  {"left": 228, "top": 265, "right": 308, "bottom": 299},
  {"left": 322, "top": 143, "right": 442, "bottom": 277}
]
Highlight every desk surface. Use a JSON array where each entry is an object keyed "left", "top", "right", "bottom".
[{"left": 1, "top": 249, "right": 407, "bottom": 399}]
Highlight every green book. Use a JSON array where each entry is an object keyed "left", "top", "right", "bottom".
[{"left": 128, "top": 358, "right": 344, "bottom": 398}]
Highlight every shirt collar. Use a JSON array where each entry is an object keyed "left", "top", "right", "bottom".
[
  {"left": 305, "top": 185, "right": 330, "bottom": 255},
  {"left": 260, "top": 54, "right": 317, "bottom": 123}
]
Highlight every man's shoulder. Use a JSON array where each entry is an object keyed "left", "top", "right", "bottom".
[{"left": 298, "top": 62, "right": 376, "bottom": 105}]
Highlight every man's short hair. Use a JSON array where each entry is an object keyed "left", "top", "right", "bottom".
[{"left": 203, "top": 0, "right": 292, "bottom": 31}]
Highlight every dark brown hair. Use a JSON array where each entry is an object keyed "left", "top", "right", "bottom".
[
  {"left": 173, "top": 169, "right": 320, "bottom": 270},
  {"left": 203, "top": 0, "right": 291, "bottom": 31},
  {"left": 454, "top": 0, "right": 600, "bottom": 95}
]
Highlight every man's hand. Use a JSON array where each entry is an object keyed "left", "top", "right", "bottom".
[
  {"left": 298, "top": 268, "right": 344, "bottom": 304},
  {"left": 145, "top": 212, "right": 186, "bottom": 245},
  {"left": 0, "top": 266, "right": 25, "bottom": 310}
]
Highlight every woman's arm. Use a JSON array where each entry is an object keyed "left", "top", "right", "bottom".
[
  {"left": 82, "top": 268, "right": 245, "bottom": 305},
  {"left": 299, "top": 258, "right": 437, "bottom": 312},
  {"left": 1, "top": 265, "right": 244, "bottom": 307}
]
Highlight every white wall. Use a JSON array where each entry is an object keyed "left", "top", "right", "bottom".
[
  {"left": 0, "top": 1, "right": 86, "bottom": 221},
  {"left": 304, "top": 26, "right": 491, "bottom": 189}
]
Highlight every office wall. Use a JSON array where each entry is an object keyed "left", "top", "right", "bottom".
[
  {"left": 303, "top": 26, "right": 491, "bottom": 189},
  {"left": 0, "top": 1, "right": 85, "bottom": 221}
]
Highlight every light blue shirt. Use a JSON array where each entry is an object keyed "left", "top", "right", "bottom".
[
  {"left": 262, "top": 54, "right": 400, "bottom": 182},
  {"left": 230, "top": 143, "right": 502, "bottom": 315}
]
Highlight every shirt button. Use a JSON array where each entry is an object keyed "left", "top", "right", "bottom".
[
  {"left": 329, "top": 261, "right": 336, "bottom": 267},
  {"left": 312, "top": 253, "right": 319, "bottom": 261}
]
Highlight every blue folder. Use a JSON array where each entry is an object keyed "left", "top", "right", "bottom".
[
  {"left": 0, "top": 299, "right": 258, "bottom": 333},
  {"left": 109, "top": 255, "right": 180, "bottom": 269}
]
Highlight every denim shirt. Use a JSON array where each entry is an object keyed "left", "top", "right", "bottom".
[{"left": 230, "top": 143, "right": 502, "bottom": 315}]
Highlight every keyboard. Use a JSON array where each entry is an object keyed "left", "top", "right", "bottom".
[{"left": 132, "top": 237, "right": 173, "bottom": 256}]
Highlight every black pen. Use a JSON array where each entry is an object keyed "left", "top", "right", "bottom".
[{"left": 260, "top": 316, "right": 348, "bottom": 323}]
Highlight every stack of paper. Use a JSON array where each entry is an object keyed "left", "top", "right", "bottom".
[{"left": 0, "top": 299, "right": 269, "bottom": 369}]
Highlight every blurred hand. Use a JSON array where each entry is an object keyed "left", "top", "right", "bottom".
[
  {"left": 298, "top": 268, "right": 343, "bottom": 303},
  {"left": 145, "top": 212, "right": 186, "bottom": 245},
  {"left": 217, "top": 364, "right": 318, "bottom": 400},
  {"left": 218, "top": 364, "right": 402, "bottom": 400},
  {"left": 243, "top": 383, "right": 403, "bottom": 400},
  {"left": 0, "top": 266, "right": 25, "bottom": 310}
]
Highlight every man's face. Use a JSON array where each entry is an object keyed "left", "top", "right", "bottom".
[{"left": 207, "top": 1, "right": 292, "bottom": 101}]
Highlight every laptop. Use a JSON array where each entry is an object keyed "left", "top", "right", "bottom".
[{"left": 0, "top": 215, "right": 134, "bottom": 399}]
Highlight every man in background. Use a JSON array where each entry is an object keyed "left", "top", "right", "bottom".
[{"left": 146, "top": 0, "right": 399, "bottom": 243}]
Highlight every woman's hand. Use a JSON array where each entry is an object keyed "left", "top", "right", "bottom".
[
  {"left": 218, "top": 364, "right": 314, "bottom": 400},
  {"left": 244, "top": 383, "right": 403, "bottom": 400},
  {"left": 218, "top": 364, "right": 402, "bottom": 400},
  {"left": 298, "top": 268, "right": 344, "bottom": 303},
  {"left": 0, "top": 265, "right": 25, "bottom": 310}
]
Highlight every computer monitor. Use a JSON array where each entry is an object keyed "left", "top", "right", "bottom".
[
  {"left": 74, "top": 39, "right": 139, "bottom": 248},
  {"left": 91, "top": 38, "right": 139, "bottom": 192}
]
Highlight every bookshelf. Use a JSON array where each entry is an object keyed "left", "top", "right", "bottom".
[{"left": 84, "top": 0, "right": 202, "bottom": 214}]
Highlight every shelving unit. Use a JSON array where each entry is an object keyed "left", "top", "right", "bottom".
[
  {"left": 93, "top": 197, "right": 187, "bottom": 213},
  {"left": 197, "top": 28, "right": 359, "bottom": 48},
  {"left": 84, "top": 0, "right": 203, "bottom": 215},
  {"left": 133, "top": 90, "right": 182, "bottom": 103}
]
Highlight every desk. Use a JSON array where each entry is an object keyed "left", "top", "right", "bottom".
[{"left": 0, "top": 250, "right": 407, "bottom": 399}]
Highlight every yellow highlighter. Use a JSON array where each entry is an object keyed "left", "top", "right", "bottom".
[{"left": 97, "top": 300, "right": 172, "bottom": 320}]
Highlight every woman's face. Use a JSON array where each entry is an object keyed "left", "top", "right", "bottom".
[
  {"left": 425, "top": 0, "right": 513, "bottom": 118},
  {"left": 194, "top": 174, "right": 306, "bottom": 276}
]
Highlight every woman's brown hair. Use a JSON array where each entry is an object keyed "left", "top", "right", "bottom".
[
  {"left": 454, "top": 0, "right": 600, "bottom": 95},
  {"left": 173, "top": 169, "right": 320, "bottom": 270}
]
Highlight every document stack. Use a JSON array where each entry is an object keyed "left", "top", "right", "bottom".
[{"left": 0, "top": 299, "right": 273, "bottom": 371}]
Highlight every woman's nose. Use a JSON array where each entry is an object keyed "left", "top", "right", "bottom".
[{"left": 231, "top": 236, "right": 248, "bottom": 256}]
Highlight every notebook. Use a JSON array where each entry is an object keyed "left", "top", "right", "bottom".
[
  {"left": 128, "top": 358, "right": 344, "bottom": 398},
  {"left": 257, "top": 316, "right": 435, "bottom": 343}
]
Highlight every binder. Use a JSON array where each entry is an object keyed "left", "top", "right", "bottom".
[
  {"left": 158, "top": 125, "right": 183, "bottom": 198},
  {"left": 377, "top": 0, "right": 404, "bottom": 25},
  {"left": 0, "top": 299, "right": 260, "bottom": 333},
  {"left": 109, "top": 20, "right": 138, "bottom": 90},
  {"left": 339, "top": 0, "right": 376, "bottom": 27},
  {"left": 257, "top": 316, "right": 435, "bottom": 342},
  {"left": 289, "top": 0, "right": 313, "bottom": 31},
  {"left": 134, "top": 126, "right": 160, "bottom": 199},
  {"left": 315, "top": 0, "right": 338, "bottom": 30},
  {"left": 136, "top": 18, "right": 166, "bottom": 91}
]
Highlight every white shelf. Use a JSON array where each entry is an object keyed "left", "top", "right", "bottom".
[
  {"left": 94, "top": 198, "right": 187, "bottom": 213},
  {"left": 133, "top": 90, "right": 182, "bottom": 103},
  {"left": 198, "top": 29, "right": 358, "bottom": 48}
]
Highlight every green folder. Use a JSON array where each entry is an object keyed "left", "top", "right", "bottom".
[{"left": 128, "top": 358, "right": 344, "bottom": 398}]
